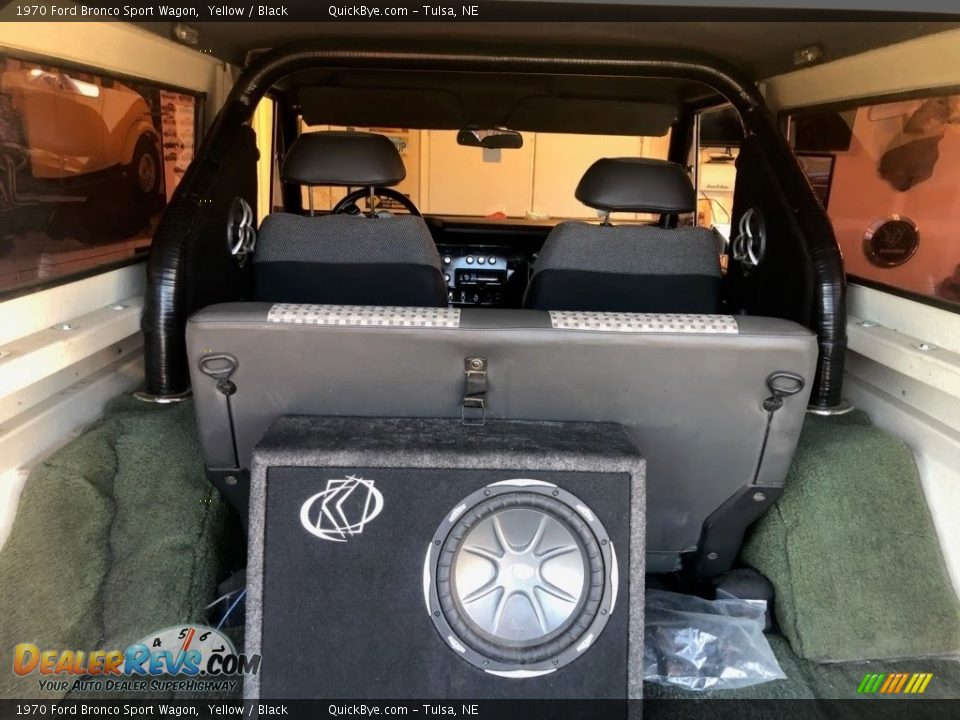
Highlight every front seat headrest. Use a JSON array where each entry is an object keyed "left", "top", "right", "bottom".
[
  {"left": 282, "top": 131, "right": 406, "bottom": 187},
  {"left": 575, "top": 157, "right": 696, "bottom": 214}
]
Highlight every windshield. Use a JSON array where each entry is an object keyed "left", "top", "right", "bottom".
[{"left": 299, "top": 123, "right": 672, "bottom": 222}]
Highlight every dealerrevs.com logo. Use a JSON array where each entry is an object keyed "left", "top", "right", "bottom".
[{"left": 13, "top": 625, "right": 260, "bottom": 694}]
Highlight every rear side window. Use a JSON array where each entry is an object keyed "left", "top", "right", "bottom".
[
  {"left": 787, "top": 91, "right": 960, "bottom": 311},
  {"left": 0, "top": 54, "right": 200, "bottom": 298}
]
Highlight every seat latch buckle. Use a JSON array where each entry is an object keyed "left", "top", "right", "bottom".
[
  {"left": 462, "top": 356, "right": 488, "bottom": 426},
  {"left": 199, "top": 353, "right": 239, "bottom": 396},
  {"left": 763, "top": 371, "right": 805, "bottom": 414}
]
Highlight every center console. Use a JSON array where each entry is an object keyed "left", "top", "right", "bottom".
[{"left": 437, "top": 244, "right": 530, "bottom": 307}]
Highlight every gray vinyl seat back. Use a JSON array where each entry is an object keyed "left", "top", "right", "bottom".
[
  {"left": 187, "top": 303, "right": 817, "bottom": 576},
  {"left": 525, "top": 158, "right": 722, "bottom": 313},
  {"left": 254, "top": 131, "right": 446, "bottom": 306}
]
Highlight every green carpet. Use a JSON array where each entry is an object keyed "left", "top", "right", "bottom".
[
  {"left": 1, "top": 395, "right": 958, "bottom": 702},
  {"left": 741, "top": 410, "right": 960, "bottom": 663},
  {"left": 0, "top": 395, "right": 232, "bottom": 700}
]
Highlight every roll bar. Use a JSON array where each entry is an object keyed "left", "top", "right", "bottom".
[{"left": 141, "top": 41, "right": 845, "bottom": 409}]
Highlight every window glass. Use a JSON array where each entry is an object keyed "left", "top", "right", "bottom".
[
  {"left": 297, "top": 123, "right": 671, "bottom": 222},
  {"left": 788, "top": 93, "right": 960, "bottom": 309},
  {"left": 0, "top": 55, "right": 198, "bottom": 296}
]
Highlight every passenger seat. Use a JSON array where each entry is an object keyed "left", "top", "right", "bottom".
[
  {"left": 525, "top": 158, "right": 722, "bottom": 313},
  {"left": 253, "top": 131, "right": 447, "bottom": 307}
]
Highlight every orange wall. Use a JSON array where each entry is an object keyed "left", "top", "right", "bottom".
[{"left": 826, "top": 99, "right": 960, "bottom": 298}]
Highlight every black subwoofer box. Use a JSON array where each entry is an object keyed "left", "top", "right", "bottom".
[{"left": 246, "top": 417, "right": 645, "bottom": 700}]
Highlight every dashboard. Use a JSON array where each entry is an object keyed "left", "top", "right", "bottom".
[
  {"left": 437, "top": 244, "right": 530, "bottom": 307},
  {"left": 426, "top": 217, "right": 549, "bottom": 309}
]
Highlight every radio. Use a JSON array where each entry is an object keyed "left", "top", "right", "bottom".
[
  {"left": 455, "top": 268, "right": 507, "bottom": 287},
  {"left": 438, "top": 245, "right": 528, "bottom": 307}
]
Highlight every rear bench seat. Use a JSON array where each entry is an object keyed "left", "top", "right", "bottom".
[{"left": 186, "top": 303, "right": 817, "bottom": 577}]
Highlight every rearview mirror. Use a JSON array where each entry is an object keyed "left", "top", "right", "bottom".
[{"left": 456, "top": 127, "right": 524, "bottom": 149}]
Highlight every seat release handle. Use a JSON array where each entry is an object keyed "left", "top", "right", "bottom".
[
  {"left": 763, "top": 371, "right": 805, "bottom": 413},
  {"left": 199, "top": 353, "right": 238, "bottom": 396}
]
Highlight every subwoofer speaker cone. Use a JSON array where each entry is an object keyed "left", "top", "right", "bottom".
[{"left": 425, "top": 480, "right": 617, "bottom": 677}]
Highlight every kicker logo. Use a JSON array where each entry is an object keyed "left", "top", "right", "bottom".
[
  {"left": 299, "top": 476, "right": 384, "bottom": 542},
  {"left": 857, "top": 672, "right": 933, "bottom": 695}
]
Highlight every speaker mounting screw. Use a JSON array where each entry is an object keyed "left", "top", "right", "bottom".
[
  {"left": 552, "top": 489, "right": 559, "bottom": 496},
  {"left": 707, "top": 552, "right": 719, "bottom": 560},
  {"left": 482, "top": 661, "right": 489, "bottom": 667},
  {"left": 753, "top": 492, "right": 767, "bottom": 502},
  {"left": 601, "top": 609, "right": 608, "bottom": 615},
  {"left": 553, "top": 659, "right": 559, "bottom": 665},
  {"left": 434, "top": 539, "right": 440, "bottom": 546},
  {"left": 601, "top": 539, "right": 607, "bottom": 545},
  {"left": 484, "top": 489, "right": 491, "bottom": 496}
]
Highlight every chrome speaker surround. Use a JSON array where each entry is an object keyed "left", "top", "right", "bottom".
[{"left": 424, "top": 480, "right": 617, "bottom": 677}]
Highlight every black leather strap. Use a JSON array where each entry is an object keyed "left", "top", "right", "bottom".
[{"left": 462, "top": 357, "right": 487, "bottom": 425}]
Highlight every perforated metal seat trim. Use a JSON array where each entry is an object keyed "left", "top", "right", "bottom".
[
  {"left": 549, "top": 311, "right": 738, "bottom": 334},
  {"left": 267, "top": 303, "right": 461, "bottom": 328}
]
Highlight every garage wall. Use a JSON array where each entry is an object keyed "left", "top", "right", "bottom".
[
  {"left": 303, "top": 124, "right": 670, "bottom": 220},
  {"left": 421, "top": 129, "right": 537, "bottom": 217},
  {"left": 423, "top": 130, "right": 669, "bottom": 219}
]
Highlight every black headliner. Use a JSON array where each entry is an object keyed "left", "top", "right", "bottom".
[{"left": 136, "top": 20, "right": 958, "bottom": 79}]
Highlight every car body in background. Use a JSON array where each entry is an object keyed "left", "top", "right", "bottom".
[{"left": 0, "top": 65, "right": 162, "bottom": 232}]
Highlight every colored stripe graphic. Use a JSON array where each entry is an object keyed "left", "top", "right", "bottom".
[
  {"left": 879, "top": 674, "right": 896, "bottom": 693},
  {"left": 858, "top": 672, "right": 932, "bottom": 694},
  {"left": 893, "top": 673, "right": 909, "bottom": 693},
  {"left": 857, "top": 673, "right": 885, "bottom": 694}
]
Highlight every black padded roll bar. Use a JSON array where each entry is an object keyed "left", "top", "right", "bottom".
[{"left": 142, "top": 42, "right": 845, "bottom": 409}]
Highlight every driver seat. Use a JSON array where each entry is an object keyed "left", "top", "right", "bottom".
[{"left": 253, "top": 131, "right": 447, "bottom": 307}]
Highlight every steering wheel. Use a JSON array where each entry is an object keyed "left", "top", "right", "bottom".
[{"left": 331, "top": 187, "right": 422, "bottom": 217}]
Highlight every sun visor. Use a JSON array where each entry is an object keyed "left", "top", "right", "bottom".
[
  {"left": 507, "top": 98, "right": 677, "bottom": 136},
  {"left": 299, "top": 87, "right": 466, "bottom": 129}
]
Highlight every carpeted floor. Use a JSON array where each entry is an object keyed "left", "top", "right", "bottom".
[
  {"left": 741, "top": 410, "right": 960, "bottom": 663},
  {"left": 0, "top": 395, "right": 235, "bottom": 700},
  {"left": 0, "top": 395, "right": 957, "bottom": 702}
]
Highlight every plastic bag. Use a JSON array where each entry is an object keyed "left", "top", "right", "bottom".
[{"left": 643, "top": 589, "right": 786, "bottom": 691}]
